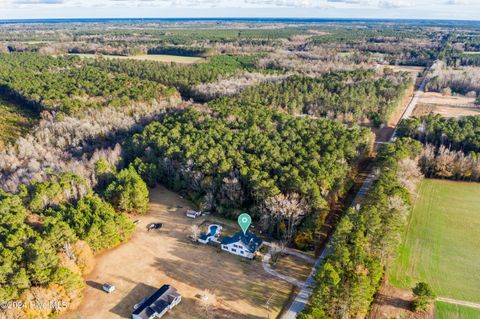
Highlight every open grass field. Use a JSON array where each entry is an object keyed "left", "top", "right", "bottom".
[
  {"left": 68, "top": 53, "right": 205, "bottom": 64},
  {"left": 0, "top": 97, "right": 38, "bottom": 149},
  {"left": 390, "top": 179, "right": 480, "bottom": 303},
  {"left": 272, "top": 254, "right": 312, "bottom": 282},
  {"left": 435, "top": 301, "right": 480, "bottom": 319},
  {"left": 62, "top": 186, "right": 293, "bottom": 319}
]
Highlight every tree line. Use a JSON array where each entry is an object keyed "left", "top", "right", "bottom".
[
  {"left": 90, "top": 54, "right": 260, "bottom": 99},
  {"left": 300, "top": 138, "right": 423, "bottom": 319},
  {"left": 226, "top": 69, "right": 412, "bottom": 125},
  {"left": 0, "top": 166, "right": 148, "bottom": 318},
  {"left": 397, "top": 114, "right": 480, "bottom": 182},
  {"left": 397, "top": 114, "right": 480, "bottom": 154},
  {"left": 147, "top": 46, "right": 213, "bottom": 57}
]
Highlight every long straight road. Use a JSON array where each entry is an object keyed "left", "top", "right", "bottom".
[{"left": 282, "top": 68, "right": 430, "bottom": 319}]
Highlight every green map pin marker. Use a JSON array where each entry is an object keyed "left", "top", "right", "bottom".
[{"left": 238, "top": 213, "right": 252, "bottom": 234}]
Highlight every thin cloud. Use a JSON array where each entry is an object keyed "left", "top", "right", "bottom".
[
  {"left": 379, "top": 0, "right": 413, "bottom": 8},
  {"left": 13, "top": 0, "right": 63, "bottom": 3}
]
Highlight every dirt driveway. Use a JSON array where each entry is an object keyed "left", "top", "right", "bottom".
[{"left": 62, "top": 186, "right": 292, "bottom": 319}]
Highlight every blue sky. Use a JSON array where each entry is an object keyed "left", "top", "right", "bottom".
[{"left": 0, "top": 0, "right": 479, "bottom": 20}]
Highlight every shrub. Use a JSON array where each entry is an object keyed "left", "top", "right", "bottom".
[{"left": 412, "top": 282, "right": 436, "bottom": 312}]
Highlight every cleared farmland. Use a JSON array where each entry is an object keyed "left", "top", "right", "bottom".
[
  {"left": 68, "top": 53, "right": 204, "bottom": 64},
  {"left": 390, "top": 179, "right": 480, "bottom": 303}
]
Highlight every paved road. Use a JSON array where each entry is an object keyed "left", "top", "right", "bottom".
[
  {"left": 391, "top": 74, "right": 428, "bottom": 139},
  {"left": 437, "top": 297, "right": 480, "bottom": 309},
  {"left": 282, "top": 69, "right": 430, "bottom": 319}
]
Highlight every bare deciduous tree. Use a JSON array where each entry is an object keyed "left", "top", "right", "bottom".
[
  {"left": 397, "top": 158, "right": 422, "bottom": 194},
  {"left": 270, "top": 241, "right": 286, "bottom": 264},
  {"left": 0, "top": 97, "right": 180, "bottom": 192},
  {"left": 197, "top": 289, "right": 217, "bottom": 318},
  {"left": 262, "top": 193, "right": 309, "bottom": 241},
  {"left": 190, "top": 225, "right": 201, "bottom": 242}
]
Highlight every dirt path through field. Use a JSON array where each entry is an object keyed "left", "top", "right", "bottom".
[{"left": 437, "top": 297, "right": 480, "bottom": 309}]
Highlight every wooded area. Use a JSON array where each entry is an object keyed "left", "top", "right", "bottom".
[{"left": 300, "top": 138, "right": 423, "bottom": 319}]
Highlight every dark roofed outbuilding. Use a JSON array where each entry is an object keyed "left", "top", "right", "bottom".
[{"left": 132, "top": 285, "right": 181, "bottom": 319}]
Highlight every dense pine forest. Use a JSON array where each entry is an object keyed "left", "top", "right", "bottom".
[
  {"left": 227, "top": 70, "right": 412, "bottom": 124},
  {"left": 0, "top": 53, "right": 176, "bottom": 113},
  {"left": 126, "top": 102, "right": 370, "bottom": 238}
]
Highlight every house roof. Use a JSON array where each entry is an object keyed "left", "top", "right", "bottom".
[
  {"left": 132, "top": 284, "right": 179, "bottom": 319},
  {"left": 221, "top": 231, "right": 263, "bottom": 253}
]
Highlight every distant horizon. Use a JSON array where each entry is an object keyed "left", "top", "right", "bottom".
[{"left": 1, "top": 17, "right": 480, "bottom": 23}]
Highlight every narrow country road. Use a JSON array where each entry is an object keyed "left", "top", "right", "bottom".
[{"left": 282, "top": 68, "right": 430, "bottom": 319}]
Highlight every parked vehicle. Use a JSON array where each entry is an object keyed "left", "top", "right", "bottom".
[
  {"left": 186, "top": 210, "right": 202, "bottom": 219},
  {"left": 147, "top": 223, "right": 163, "bottom": 231},
  {"left": 103, "top": 283, "right": 115, "bottom": 293}
]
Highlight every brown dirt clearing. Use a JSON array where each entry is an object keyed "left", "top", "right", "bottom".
[
  {"left": 369, "top": 281, "right": 434, "bottom": 319},
  {"left": 61, "top": 186, "right": 292, "bottom": 319}
]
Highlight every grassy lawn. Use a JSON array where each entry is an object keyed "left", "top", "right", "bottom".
[
  {"left": 0, "top": 98, "right": 38, "bottom": 148},
  {"left": 435, "top": 301, "right": 480, "bottom": 319},
  {"left": 389, "top": 179, "right": 480, "bottom": 303},
  {"left": 68, "top": 53, "right": 204, "bottom": 64}
]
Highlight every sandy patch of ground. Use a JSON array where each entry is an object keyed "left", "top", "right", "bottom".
[
  {"left": 369, "top": 281, "right": 433, "bottom": 319},
  {"left": 419, "top": 92, "right": 475, "bottom": 106},
  {"left": 388, "top": 65, "right": 425, "bottom": 74},
  {"left": 413, "top": 103, "right": 480, "bottom": 118},
  {"left": 307, "top": 30, "right": 330, "bottom": 36},
  {"left": 62, "top": 186, "right": 292, "bottom": 319}
]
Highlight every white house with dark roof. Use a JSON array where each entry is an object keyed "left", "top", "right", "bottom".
[
  {"left": 220, "top": 231, "right": 263, "bottom": 259},
  {"left": 131, "top": 284, "right": 181, "bottom": 319}
]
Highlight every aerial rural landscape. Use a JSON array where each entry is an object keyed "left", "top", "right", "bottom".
[{"left": 0, "top": 1, "right": 479, "bottom": 319}]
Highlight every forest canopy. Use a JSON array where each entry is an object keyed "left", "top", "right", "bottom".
[
  {"left": 126, "top": 100, "right": 371, "bottom": 237},
  {"left": 0, "top": 53, "right": 176, "bottom": 113}
]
